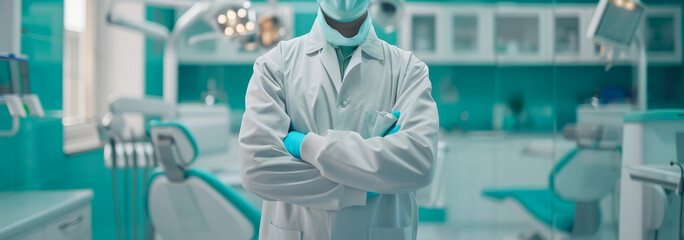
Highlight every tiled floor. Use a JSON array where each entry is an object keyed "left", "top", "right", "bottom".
[
  {"left": 417, "top": 224, "right": 528, "bottom": 240},
  {"left": 417, "top": 223, "right": 456, "bottom": 239},
  {"left": 417, "top": 225, "right": 619, "bottom": 240}
]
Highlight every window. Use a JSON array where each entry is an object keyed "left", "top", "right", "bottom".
[{"left": 63, "top": 0, "right": 100, "bottom": 154}]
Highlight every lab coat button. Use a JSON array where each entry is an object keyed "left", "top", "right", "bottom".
[{"left": 340, "top": 100, "right": 350, "bottom": 108}]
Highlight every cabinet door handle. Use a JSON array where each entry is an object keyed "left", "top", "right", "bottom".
[{"left": 58, "top": 215, "right": 83, "bottom": 231}]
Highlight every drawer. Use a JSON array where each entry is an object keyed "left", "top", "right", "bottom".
[
  {"left": 44, "top": 205, "right": 92, "bottom": 240},
  {"left": 6, "top": 226, "right": 45, "bottom": 240}
]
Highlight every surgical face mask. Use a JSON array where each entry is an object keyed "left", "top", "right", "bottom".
[
  {"left": 317, "top": 0, "right": 370, "bottom": 22},
  {"left": 317, "top": 8, "right": 372, "bottom": 47}
]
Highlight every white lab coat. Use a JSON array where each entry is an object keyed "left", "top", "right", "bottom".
[{"left": 239, "top": 19, "right": 439, "bottom": 240}]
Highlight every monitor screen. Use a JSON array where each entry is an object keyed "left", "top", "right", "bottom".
[
  {"left": 0, "top": 57, "right": 29, "bottom": 94},
  {"left": 595, "top": 0, "right": 645, "bottom": 48},
  {"left": 0, "top": 59, "right": 11, "bottom": 94}
]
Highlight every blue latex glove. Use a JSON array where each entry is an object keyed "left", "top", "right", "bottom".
[
  {"left": 283, "top": 131, "right": 306, "bottom": 159},
  {"left": 368, "top": 111, "right": 402, "bottom": 200},
  {"left": 367, "top": 192, "right": 379, "bottom": 199}
]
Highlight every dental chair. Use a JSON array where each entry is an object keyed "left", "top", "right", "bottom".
[
  {"left": 482, "top": 146, "right": 621, "bottom": 240},
  {"left": 147, "top": 121, "right": 260, "bottom": 240}
]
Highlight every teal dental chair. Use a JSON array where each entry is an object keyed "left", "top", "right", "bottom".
[
  {"left": 483, "top": 147, "right": 621, "bottom": 240},
  {"left": 147, "top": 121, "right": 260, "bottom": 240}
]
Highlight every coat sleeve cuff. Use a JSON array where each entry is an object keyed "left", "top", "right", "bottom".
[{"left": 301, "top": 132, "right": 326, "bottom": 167}]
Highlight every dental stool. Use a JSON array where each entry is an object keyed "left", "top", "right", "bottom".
[
  {"left": 483, "top": 147, "right": 621, "bottom": 240},
  {"left": 147, "top": 121, "right": 260, "bottom": 240}
]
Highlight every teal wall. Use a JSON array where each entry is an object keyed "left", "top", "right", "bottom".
[
  {"left": 146, "top": 7, "right": 176, "bottom": 97},
  {"left": 21, "top": 0, "right": 63, "bottom": 110}
]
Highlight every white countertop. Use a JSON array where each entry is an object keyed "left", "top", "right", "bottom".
[{"left": 0, "top": 189, "right": 94, "bottom": 238}]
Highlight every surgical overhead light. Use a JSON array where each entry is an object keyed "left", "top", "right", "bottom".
[
  {"left": 586, "top": 0, "right": 648, "bottom": 110},
  {"left": 587, "top": 0, "right": 644, "bottom": 50},
  {"left": 107, "top": 0, "right": 261, "bottom": 104},
  {"left": 612, "top": 0, "right": 637, "bottom": 10},
  {"left": 241, "top": 5, "right": 292, "bottom": 50},
  {"left": 256, "top": 13, "right": 286, "bottom": 47},
  {"left": 210, "top": 2, "right": 257, "bottom": 37},
  {"left": 369, "top": 0, "right": 404, "bottom": 33}
]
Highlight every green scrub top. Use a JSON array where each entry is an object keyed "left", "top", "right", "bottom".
[{"left": 334, "top": 45, "right": 357, "bottom": 81}]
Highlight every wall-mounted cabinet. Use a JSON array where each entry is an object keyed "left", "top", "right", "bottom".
[
  {"left": 445, "top": 6, "right": 495, "bottom": 64},
  {"left": 399, "top": 3, "right": 682, "bottom": 65},
  {"left": 553, "top": 6, "right": 587, "bottom": 63},
  {"left": 400, "top": 4, "right": 445, "bottom": 63},
  {"left": 645, "top": 7, "right": 682, "bottom": 64},
  {"left": 495, "top": 5, "right": 552, "bottom": 64},
  {"left": 400, "top": 5, "right": 498, "bottom": 64}
]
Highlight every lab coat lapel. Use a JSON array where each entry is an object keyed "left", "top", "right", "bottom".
[
  {"left": 344, "top": 48, "right": 363, "bottom": 82},
  {"left": 308, "top": 19, "right": 386, "bottom": 94},
  {"left": 343, "top": 27, "right": 384, "bottom": 82},
  {"left": 320, "top": 45, "right": 343, "bottom": 93},
  {"left": 307, "top": 20, "right": 343, "bottom": 94}
]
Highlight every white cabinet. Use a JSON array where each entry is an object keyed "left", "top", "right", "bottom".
[
  {"left": 400, "top": 4, "right": 445, "bottom": 63},
  {"left": 495, "top": 5, "right": 553, "bottom": 64},
  {"left": 0, "top": 190, "right": 93, "bottom": 240},
  {"left": 644, "top": 6, "right": 682, "bottom": 64},
  {"left": 553, "top": 5, "right": 590, "bottom": 63},
  {"left": 43, "top": 206, "right": 92, "bottom": 240},
  {"left": 399, "top": 3, "right": 682, "bottom": 65},
  {"left": 8, "top": 206, "right": 91, "bottom": 240},
  {"left": 445, "top": 6, "right": 495, "bottom": 64}
]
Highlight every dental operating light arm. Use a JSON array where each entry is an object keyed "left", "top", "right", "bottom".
[
  {"left": 161, "top": 1, "right": 214, "bottom": 104},
  {"left": 108, "top": 97, "right": 176, "bottom": 119},
  {"left": 105, "top": 0, "right": 189, "bottom": 40},
  {"left": 586, "top": 0, "right": 647, "bottom": 110},
  {"left": 108, "top": 0, "right": 258, "bottom": 104},
  {"left": 106, "top": 13, "right": 169, "bottom": 40}
]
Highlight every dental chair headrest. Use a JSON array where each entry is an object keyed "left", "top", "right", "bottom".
[{"left": 149, "top": 121, "right": 198, "bottom": 181}]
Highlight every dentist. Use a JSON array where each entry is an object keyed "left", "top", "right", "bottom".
[{"left": 238, "top": 0, "right": 439, "bottom": 239}]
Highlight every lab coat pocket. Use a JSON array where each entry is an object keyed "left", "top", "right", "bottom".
[
  {"left": 362, "top": 110, "right": 398, "bottom": 138},
  {"left": 368, "top": 226, "right": 413, "bottom": 240},
  {"left": 269, "top": 222, "right": 302, "bottom": 240}
]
